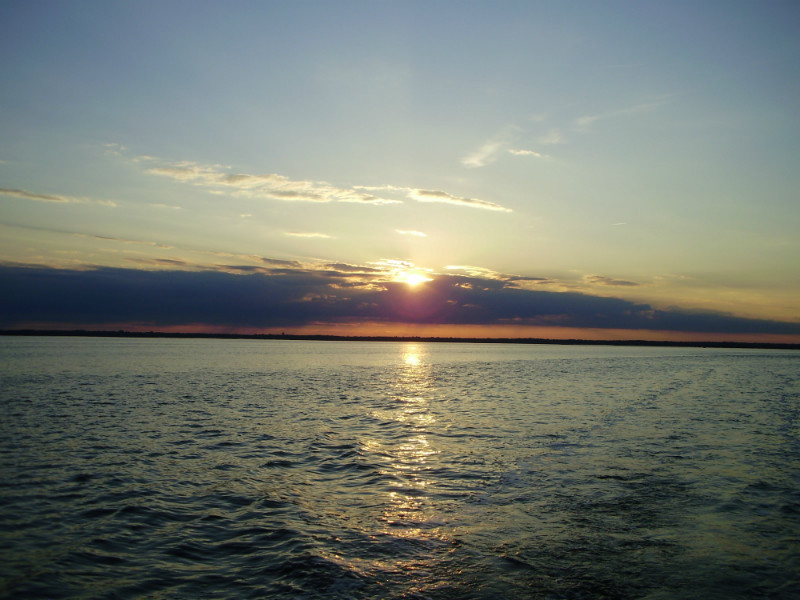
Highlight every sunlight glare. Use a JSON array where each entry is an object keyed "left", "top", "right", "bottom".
[{"left": 398, "top": 271, "right": 432, "bottom": 287}]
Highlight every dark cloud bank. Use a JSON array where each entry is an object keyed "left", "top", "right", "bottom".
[{"left": 2, "top": 265, "right": 799, "bottom": 336}]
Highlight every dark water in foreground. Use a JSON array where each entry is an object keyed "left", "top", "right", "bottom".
[{"left": 1, "top": 337, "right": 799, "bottom": 599}]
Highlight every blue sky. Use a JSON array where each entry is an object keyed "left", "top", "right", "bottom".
[{"left": 1, "top": 1, "right": 798, "bottom": 340}]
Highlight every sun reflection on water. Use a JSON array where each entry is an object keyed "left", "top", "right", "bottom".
[
  {"left": 403, "top": 347, "right": 422, "bottom": 366},
  {"left": 374, "top": 344, "right": 441, "bottom": 535}
]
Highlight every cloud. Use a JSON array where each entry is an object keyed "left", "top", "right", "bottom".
[
  {"left": 0, "top": 187, "right": 116, "bottom": 207},
  {"left": 574, "top": 100, "right": 666, "bottom": 130},
  {"left": 259, "top": 256, "right": 303, "bottom": 268},
  {"left": 149, "top": 203, "right": 183, "bottom": 210},
  {"left": 462, "top": 125, "right": 563, "bottom": 166},
  {"left": 2, "top": 264, "right": 798, "bottom": 337},
  {"left": 370, "top": 258, "right": 415, "bottom": 271},
  {"left": 72, "top": 233, "right": 175, "bottom": 250},
  {"left": 355, "top": 184, "right": 511, "bottom": 212},
  {"left": 509, "top": 149, "right": 549, "bottom": 159},
  {"left": 505, "top": 275, "right": 552, "bottom": 284},
  {"left": 325, "top": 263, "right": 381, "bottom": 273},
  {"left": 352, "top": 184, "right": 408, "bottom": 193},
  {"left": 461, "top": 126, "right": 519, "bottom": 168},
  {"left": 103, "top": 142, "right": 127, "bottom": 156},
  {"left": 0, "top": 188, "right": 83, "bottom": 203},
  {"left": 396, "top": 229, "right": 426, "bottom": 237},
  {"left": 536, "top": 129, "right": 564, "bottom": 145},
  {"left": 583, "top": 274, "right": 640, "bottom": 287},
  {"left": 445, "top": 265, "right": 496, "bottom": 275},
  {"left": 408, "top": 189, "right": 512, "bottom": 212},
  {"left": 285, "top": 232, "right": 332, "bottom": 238},
  {"left": 146, "top": 162, "right": 400, "bottom": 205},
  {"left": 462, "top": 139, "right": 505, "bottom": 168},
  {"left": 127, "top": 257, "right": 190, "bottom": 268},
  {"left": 117, "top": 150, "right": 511, "bottom": 214}
]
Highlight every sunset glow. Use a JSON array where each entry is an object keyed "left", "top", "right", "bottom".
[
  {"left": 1, "top": 2, "right": 798, "bottom": 343},
  {"left": 397, "top": 272, "right": 433, "bottom": 288}
]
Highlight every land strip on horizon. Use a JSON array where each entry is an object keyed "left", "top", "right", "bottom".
[{"left": 2, "top": 330, "right": 799, "bottom": 351}]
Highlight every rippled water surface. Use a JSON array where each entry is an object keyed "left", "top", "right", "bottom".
[{"left": 1, "top": 337, "right": 799, "bottom": 598}]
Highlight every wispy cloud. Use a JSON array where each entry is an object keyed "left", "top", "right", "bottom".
[
  {"left": 509, "top": 149, "right": 549, "bottom": 159},
  {"left": 461, "top": 126, "right": 518, "bottom": 168},
  {"left": 574, "top": 100, "right": 666, "bottom": 130},
  {"left": 583, "top": 274, "right": 640, "bottom": 287},
  {"left": 408, "top": 189, "right": 512, "bottom": 212},
  {"left": 352, "top": 184, "right": 408, "bottom": 193},
  {"left": 149, "top": 203, "right": 183, "bottom": 210},
  {"left": 73, "top": 233, "right": 174, "bottom": 249},
  {"left": 146, "top": 162, "right": 400, "bottom": 205},
  {"left": 119, "top": 150, "right": 511, "bottom": 214},
  {"left": 285, "top": 231, "right": 332, "bottom": 239},
  {"left": 126, "top": 257, "right": 190, "bottom": 268},
  {"left": 372, "top": 258, "right": 415, "bottom": 270},
  {"left": 0, "top": 187, "right": 116, "bottom": 207},
  {"left": 445, "top": 265, "right": 496, "bottom": 275},
  {"left": 463, "top": 125, "right": 561, "bottom": 167},
  {"left": 396, "top": 229, "right": 426, "bottom": 237},
  {"left": 105, "top": 142, "right": 157, "bottom": 163},
  {"left": 536, "top": 129, "right": 564, "bottom": 145},
  {"left": 462, "top": 139, "right": 505, "bottom": 168},
  {"left": 103, "top": 142, "right": 127, "bottom": 157},
  {"left": 357, "top": 184, "right": 511, "bottom": 212},
  {"left": 446, "top": 264, "right": 553, "bottom": 287},
  {"left": 325, "top": 262, "right": 381, "bottom": 274},
  {"left": 1, "top": 187, "right": 84, "bottom": 203}
]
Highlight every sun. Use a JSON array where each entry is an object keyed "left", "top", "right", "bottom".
[{"left": 397, "top": 271, "right": 432, "bottom": 287}]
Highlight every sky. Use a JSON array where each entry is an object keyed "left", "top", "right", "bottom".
[{"left": 1, "top": 1, "right": 799, "bottom": 342}]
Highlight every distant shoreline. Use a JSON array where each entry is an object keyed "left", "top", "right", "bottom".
[{"left": 2, "top": 329, "right": 799, "bottom": 350}]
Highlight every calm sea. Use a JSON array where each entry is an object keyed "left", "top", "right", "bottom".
[{"left": 1, "top": 337, "right": 799, "bottom": 599}]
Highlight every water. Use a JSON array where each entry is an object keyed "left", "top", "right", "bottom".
[{"left": 1, "top": 337, "right": 799, "bottom": 599}]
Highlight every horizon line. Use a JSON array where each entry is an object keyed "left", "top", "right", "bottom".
[{"left": 2, "top": 329, "right": 799, "bottom": 351}]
